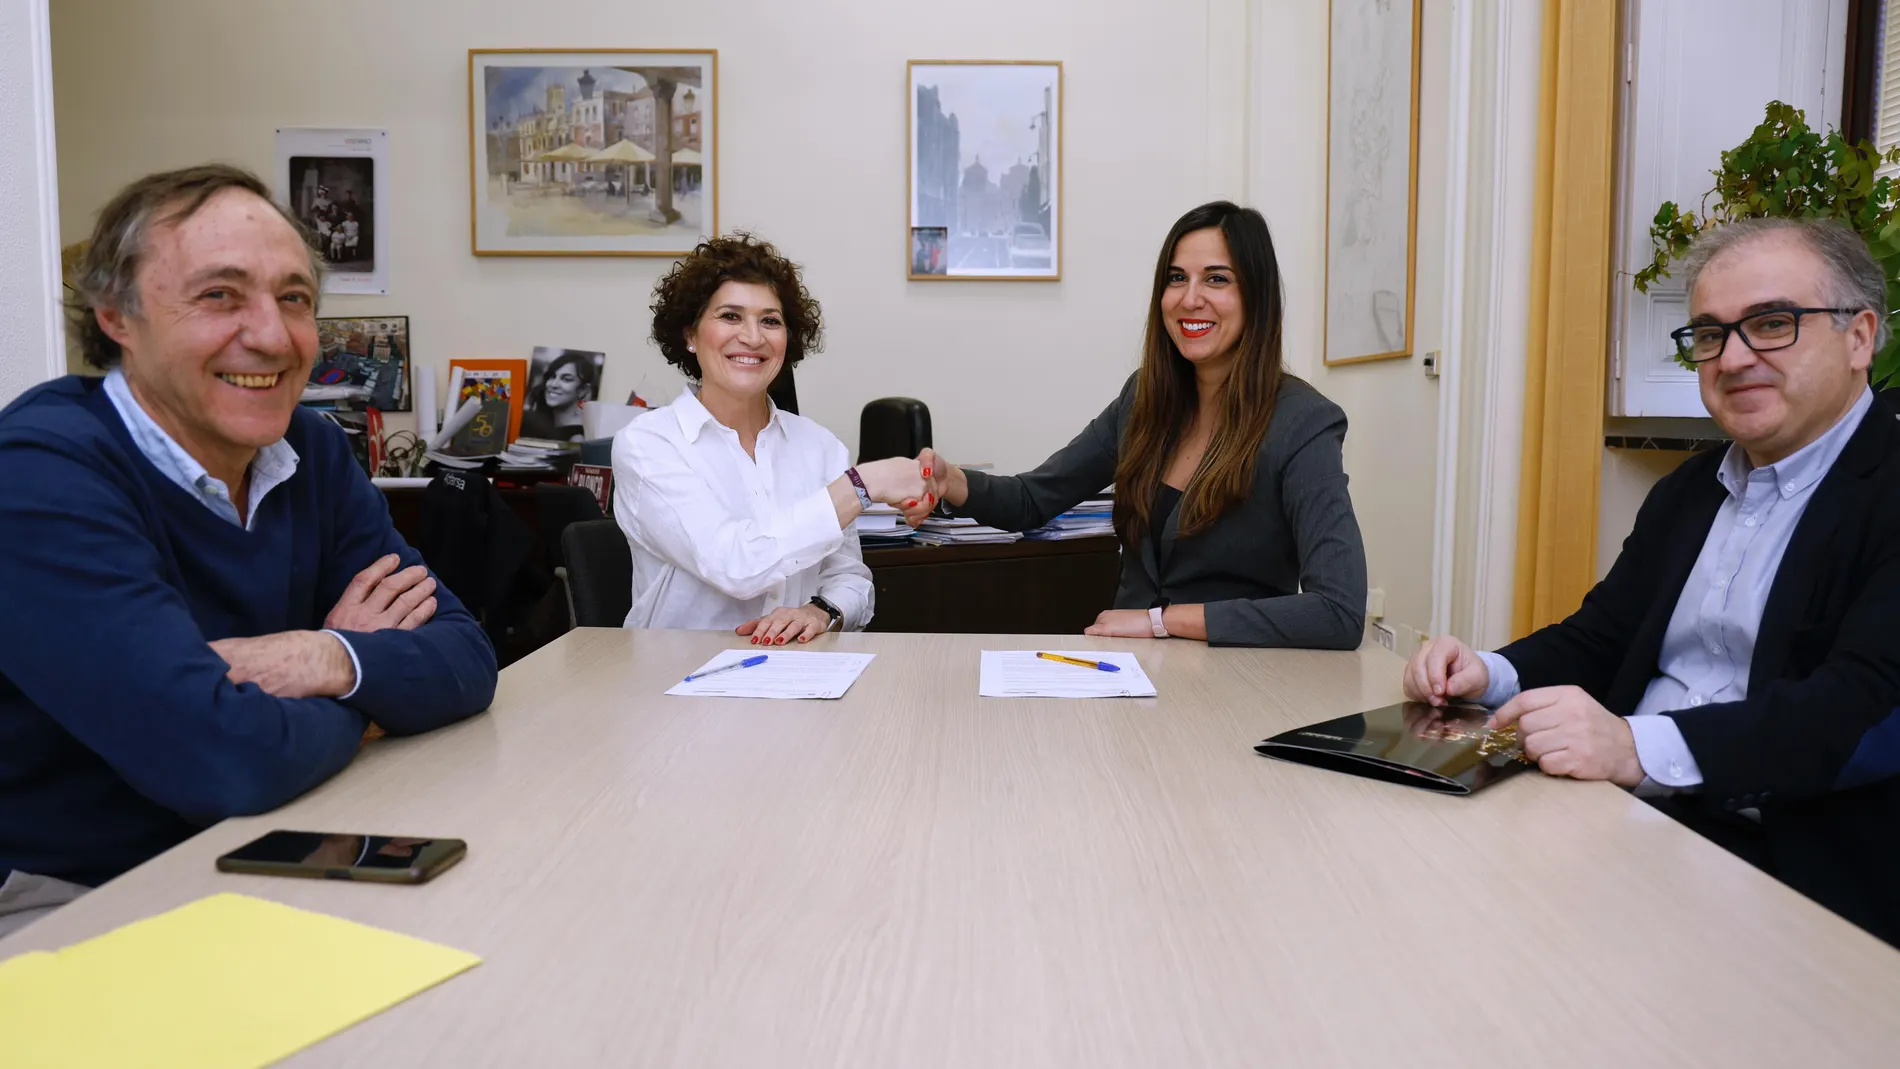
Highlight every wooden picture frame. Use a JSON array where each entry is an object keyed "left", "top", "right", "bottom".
[
  {"left": 907, "top": 60, "right": 1062, "bottom": 281},
  {"left": 469, "top": 48, "right": 717, "bottom": 257},
  {"left": 1321, "top": 0, "right": 1422, "bottom": 366}
]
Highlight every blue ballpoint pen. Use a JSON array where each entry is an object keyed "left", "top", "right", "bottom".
[{"left": 684, "top": 654, "right": 769, "bottom": 682}]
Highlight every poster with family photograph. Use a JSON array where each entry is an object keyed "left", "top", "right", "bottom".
[
  {"left": 306, "top": 316, "right": 411, "bottom": 411},
  {"left": 522, "top": 347, "right": 606, "bottom": 442},
  {"left": 276, "top": 128, "right": 389, "bottom": 294},
  {"left": 469, "top": 49, "right": 717, "bottom": 256},
  {"left": 908, "top": 61, "right": 1061, "bottom": 280}
]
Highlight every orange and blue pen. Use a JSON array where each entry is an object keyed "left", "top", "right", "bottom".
[{"left": 1036, "top": 652, "right": 1120, "bottom": 672}]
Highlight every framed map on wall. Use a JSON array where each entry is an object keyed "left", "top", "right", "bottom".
[{"left": 1322, "top": 0, "right": 1421, "bottom": 365}]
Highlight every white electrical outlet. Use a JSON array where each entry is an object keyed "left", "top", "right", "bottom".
[{"left": 1373, "top": 623, "right": 1396, "bottom": 651}]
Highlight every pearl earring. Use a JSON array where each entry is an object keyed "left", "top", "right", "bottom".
[{"left": 688, "top": 344, "right": 696, "bottom": 352}]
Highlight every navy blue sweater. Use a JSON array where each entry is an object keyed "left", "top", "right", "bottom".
[{"left": 0, "top": 377, "right": 497, "bottom": 887}]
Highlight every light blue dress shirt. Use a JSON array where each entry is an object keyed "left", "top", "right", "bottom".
[
  {"left": 1476, "top": 387, "right": 1874, "bottom": 790},
  {"left": 102, "top": 370, "right": 363, "bottom": 696}
]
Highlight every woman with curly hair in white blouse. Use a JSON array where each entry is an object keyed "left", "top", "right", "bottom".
[{"left": 613, "top": 233, "right": 930, "bottom": 644}]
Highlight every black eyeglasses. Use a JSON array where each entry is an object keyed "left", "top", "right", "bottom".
[{"left": 1668, "top": 307, "right": 1858, "bottom": 364}]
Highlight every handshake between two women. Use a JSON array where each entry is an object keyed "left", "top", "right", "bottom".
[{"left": 821, "top": 449, "right": 965, "bottom": 531}]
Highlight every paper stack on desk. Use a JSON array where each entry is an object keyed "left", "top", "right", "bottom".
[
  {"left": 914, "top": 516, "right": 1022, "bottom": 545},
  {"left": 979, "top": 650, "right": 1157, "bottom": 698},
  {"left": 854, "top": 505, "right": 915, "bottom": 546},
  {"left": 667, "top": 650, "right": 876, "bottom": 699}
]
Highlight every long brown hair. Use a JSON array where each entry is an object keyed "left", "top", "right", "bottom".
[{"left": 1113, "top": 201, "right": 1288, "bottom": 548}]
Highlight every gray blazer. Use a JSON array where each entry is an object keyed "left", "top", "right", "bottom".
[{"left": 960, "top": 373, "right": 1367, "bottom": 649}]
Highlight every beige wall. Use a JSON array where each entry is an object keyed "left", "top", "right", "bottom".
[
  {"left": 1597, "top": 446, "right": 1694, "bottom": 579},
  {"left": 49, "top": 0, "right": 1261, "bottom": 477},
  {"left": 50, "top": 0, "right": 1458, "bottom": 641}
]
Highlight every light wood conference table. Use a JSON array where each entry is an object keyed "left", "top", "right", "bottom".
[{"left": 8, "top": 629, "right": 1900, "bottom": 1066}]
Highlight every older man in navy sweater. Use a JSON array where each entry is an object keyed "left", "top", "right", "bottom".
[{"left": 0, "top": 165, "right": 496, "bottom": 937}]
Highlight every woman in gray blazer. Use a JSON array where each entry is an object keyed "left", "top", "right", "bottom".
[{"left": 908, "top": 201, "right": 1367, "bottom": 649}]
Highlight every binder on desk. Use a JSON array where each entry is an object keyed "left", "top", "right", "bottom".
[{"left": 1255, "top": 702, "right": 1533, "bottom": 795}]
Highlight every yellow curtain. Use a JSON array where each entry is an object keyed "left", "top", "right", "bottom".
[{"left": 1511, "top": 0, "right": 1621, "bottom": 637}]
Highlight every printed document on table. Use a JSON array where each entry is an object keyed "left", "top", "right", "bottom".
[
  {"left": 666, "top": 650, "right": 876, "bottom": 699},
  {"left": 979, "top": 650, "right": 1157, "bottom": 698}
]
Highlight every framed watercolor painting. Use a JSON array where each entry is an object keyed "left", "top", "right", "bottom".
[
  {"left": 469, "top": 49, "right": 716, "bottom": 256},
  {"left": 907, "top": 60, "right": 1061, "bottom": 280}
]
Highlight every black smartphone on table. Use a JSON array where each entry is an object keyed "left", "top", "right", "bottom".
[{"left": 215, "top": 830, "right": 467, "bottom": 884}]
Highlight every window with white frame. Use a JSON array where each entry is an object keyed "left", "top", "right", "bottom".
[
  {"left": 1610, "top": 0, "right": 1850, "bottom": 418},
  {"left": 1868, "top": 2, "right": 1900, "bottom": 174}
]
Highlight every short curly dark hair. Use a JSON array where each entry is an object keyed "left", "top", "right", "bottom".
[{"left": 649, "top": 232, "right": 824, "bottom": 380}]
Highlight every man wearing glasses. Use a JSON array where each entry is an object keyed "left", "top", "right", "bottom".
[{"left": 1402, "top": 217, "right": 1900, "bottom": 946}]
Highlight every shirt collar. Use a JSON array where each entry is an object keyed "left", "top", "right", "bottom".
[
  {"left": 671, "top": 385, "right": 784, "bottom": 445},
  {"left": 1717, "top": 386, "right": 1873, "bottom": 500},
  {"left": 102, "top": 368, "right": 301, "bottom": 524}
]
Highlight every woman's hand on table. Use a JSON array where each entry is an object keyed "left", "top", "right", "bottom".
[
  {"left": 737, "top": 604, "right": 833, "bottom": 645},
  {"left": 1083, "top": 610, "right": 1154, "bottom": 639}
]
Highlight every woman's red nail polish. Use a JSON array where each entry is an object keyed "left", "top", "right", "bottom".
[
  {"left": 905, "top": 500, "right": 917, "bottom": 507},
  {"left": 923, "top": 468, "right": 932, "bottom": 477}
]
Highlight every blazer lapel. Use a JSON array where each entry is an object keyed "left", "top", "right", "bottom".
[
  {"left": 1608, "top": 464, "right": 1726, "bottom": 713},
  {"left": 1754, "top": 402, "right": 1897, "bottom": 680},
  {"left": 1156, "top": 493, "right": 1183, "bottom": 571},
  {"left": 1138, "top": 519, "right": 1161, "bottom": 587}
]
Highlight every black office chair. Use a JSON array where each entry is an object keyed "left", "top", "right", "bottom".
[
  {"left": 858, "top": 397, "right": 931, "bottom": 463},
  {"left": 769, "top": 365, "right": 799, "bottom": 415},
  {"left": 534, "top": 483, "right": 606, "bottom": 629},
  {"left": 561, "top": 520, "right": 634, "bottom": 628},
  {"left": 533, "top": 482, "right": 606, "bottom": 573}
]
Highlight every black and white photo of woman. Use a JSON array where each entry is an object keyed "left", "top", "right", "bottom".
[{"left": 521, "top": 348, "right": 604, "bottom": 441}]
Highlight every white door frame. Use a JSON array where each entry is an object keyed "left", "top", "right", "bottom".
[
  {"left": 29, "top": 0, "right": 62, "bottom": 382},
  {"left": 1, "top": 0, "right": 65, "bottom": 393},
  {"left": 1431, "top": 0, "right": 1542, "bottom": 650}
]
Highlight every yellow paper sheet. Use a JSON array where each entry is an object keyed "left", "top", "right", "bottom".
[{"left": 0, "top": 892, "right": 480, "bottom": 1069}]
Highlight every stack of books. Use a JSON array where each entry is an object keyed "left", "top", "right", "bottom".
[
  {"left": 913, "top": 516, "right": 1022, "bottom": 546},
  {"left": 854, "top": 505, "right": 916, "bottom": 547},
  {"left": 423, "top": 437, "right": 578, "bottom": 476},
  {"left": 498, "top": 437, "right": 577, "bottom": 473},
  {"left": 1024, "top": 498, "right": 1114, "bottom": 541}
]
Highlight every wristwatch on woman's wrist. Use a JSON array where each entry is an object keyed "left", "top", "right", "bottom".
[
  {"left": 844, "top": 468, "right": 875, "bottom": 511},
  {"left": 810, "top": 595, "right": 844, "bottom": 631},
  {"left": 1149, "top": 605, "right": 1170, "bottom": 638}
]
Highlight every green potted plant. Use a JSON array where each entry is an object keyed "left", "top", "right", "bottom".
[{"left": 1635, "top": 101, "right": 1900, "bottom": 386}]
